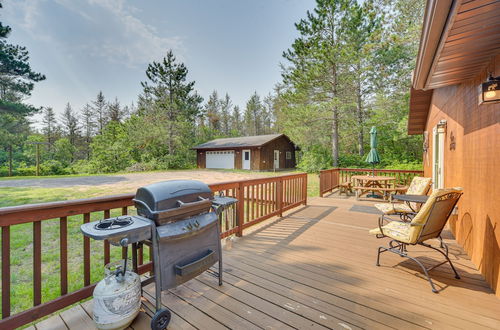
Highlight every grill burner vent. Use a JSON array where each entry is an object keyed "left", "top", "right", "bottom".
[{"left": 95, "top": 216, "right": 134, "bottom": 230}]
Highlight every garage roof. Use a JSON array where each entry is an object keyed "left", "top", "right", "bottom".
[{"left": 193, "top": 134, "right": 286, "bottom": 150}]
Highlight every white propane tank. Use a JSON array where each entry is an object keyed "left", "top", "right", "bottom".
[{"left": 92, "top": 263, "right": 141, "bottom": 330}]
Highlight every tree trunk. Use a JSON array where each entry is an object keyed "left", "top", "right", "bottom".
[
  {"left": 167, "top": 122, "right": 174, "bottom": 155},
  {"left": 357, "top": 75, "right": 364, "bottom": 156},
  {"left": 332, "top": 108, "right": 339, "bottom": 167},
  {"left": 331, "top": 62, "right": 339, "bottom": 167}
]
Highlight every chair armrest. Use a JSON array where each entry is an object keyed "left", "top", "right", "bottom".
[
  {"left": 395, "top": 185, "right": 409, "bottom": 192},
  {"left": 377, "top": 215, "right": 399, "bottom": 236},
  {"left": 377, "top": 216, "right": 386, "bottom": 238},
  {"left": 382, "top": 214, "right": 412, "bottom": 223}
]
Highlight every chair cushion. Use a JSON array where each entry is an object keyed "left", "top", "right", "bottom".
[
  {"left": 370, "top": 187, "right": 463, "bottom": 244},
  {"left": 374, "top": 203, "right": 413, "bottom": 215},
  {"left": 369, "top": 221, "right": 412, "bottom": 243},
  {"left": 407, "top": 177, "right": 432, "bottom": 195}
]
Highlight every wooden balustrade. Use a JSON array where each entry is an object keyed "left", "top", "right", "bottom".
[
  {"left": 319, "top": 168, "right": 424, "bottom": 197},
  {"left": 0, "top": 173, "right": 307, "bottom": 329}
]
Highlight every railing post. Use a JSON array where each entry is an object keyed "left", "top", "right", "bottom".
[
  {"left": 33, "top": 221, "right": 42, "bottom": 306},
  {"left": 83, "top": 213, "right": 91, "bottom": 286},
  {"left": 60, "top": 216, "right": 68, "bottom": 296},
  {"left": 318, "top": 173, "right": 322, "bottom": 197},
  {"left": 303, "top": 174, "right": 308, "bottom": 205},
  {"left": 277, "top": 178, "right": 283, "bottom": 217},
  {"left": 235, "top": 182, "right": 244, "bottom": 237},
  {"left": 2, "top": 226, "right": 10, "bottom": 318},
  {"left": 330, "top": 169, "right": 334, "bottom": 191}
]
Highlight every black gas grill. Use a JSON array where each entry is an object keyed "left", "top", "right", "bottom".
[{"left": 81, "top": 180, "right": 237, "bottom": 330}]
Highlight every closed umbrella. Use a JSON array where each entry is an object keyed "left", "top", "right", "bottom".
[
  {"left": 365, "top": 126, "right": 380, "bottom": 176},
  {"left": 365, "top": 126, "right": 381, "bottom": 198}
]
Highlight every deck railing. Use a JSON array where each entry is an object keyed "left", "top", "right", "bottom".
[
  {"left": 0, "top": 173, "right": 307, "bottom": 329},
  {"left": 319, "top": 168, "right": 424, "bottom": 197}
]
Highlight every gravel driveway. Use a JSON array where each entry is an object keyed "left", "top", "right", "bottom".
[{"left": 0, "top": 170, "right": 280, "bottom": 191}]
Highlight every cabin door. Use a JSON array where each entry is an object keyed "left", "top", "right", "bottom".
[
  {"left": 432, "top": 126, "right": 445, "bottom": 189},
  {"left": 242, "top": 149, "right": 251, "bottom": 170},
  {"left": 273, "top": 150, "right": 280, "bottom": 170}
]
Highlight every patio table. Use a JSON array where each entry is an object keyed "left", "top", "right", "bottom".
[
  {"left": 351, "top": 175, "right": 395, "bottom": 200},
  {"left": 392, "top": 194, "right": 429, "bottom": 212}
]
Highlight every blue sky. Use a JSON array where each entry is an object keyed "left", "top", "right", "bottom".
[{"left": 3, "top": 0, "right": 316, "bottom": 122}]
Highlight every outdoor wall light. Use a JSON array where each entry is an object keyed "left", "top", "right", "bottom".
[
  {"left": 480, "top": 74, "right": 500, "bottom": 104},
  {"left": 437, "top": 119, "right": 447, "bottom": 133}
]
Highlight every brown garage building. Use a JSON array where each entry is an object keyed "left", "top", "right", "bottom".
[{"left": 193, "top": 134, "right": 297, "bottom": 171}]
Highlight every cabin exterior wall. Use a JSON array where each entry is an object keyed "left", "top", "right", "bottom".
[
  {"left": 195, "top": 135, "right": 296, "bottom": 171},
  {"left": 423, "top": 55, "right": 500, "bottom": 295}
]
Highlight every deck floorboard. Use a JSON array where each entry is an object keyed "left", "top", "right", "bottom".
[{"left": 33, "top": 195, "right": 500, "bottom": 329}]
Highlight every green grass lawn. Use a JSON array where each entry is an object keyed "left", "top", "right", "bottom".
[
  {"left": 0, "top": 186, "right": 143, "bottom": 318},
  {"left": 0, "top": 171, "right": 319, "bottom": 318}
]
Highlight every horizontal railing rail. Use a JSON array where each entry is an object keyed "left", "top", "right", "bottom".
[
  {"left": 319, "top": 168, "right": 424, "bottom": 197},
  {"left": 0, "top": 173, "right": 307, "bottom": 328}
]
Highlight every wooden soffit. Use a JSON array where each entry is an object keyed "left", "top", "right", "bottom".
[
  {"left": 413, "top": 0, "right": 500, "bottom": 90},
  {"left": 408, "top": 88, "right": 434, "bottom": 135}
]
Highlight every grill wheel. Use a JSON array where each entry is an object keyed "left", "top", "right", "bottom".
[{"left": 151, "top": 308, "right": 171, "bottom": 330}]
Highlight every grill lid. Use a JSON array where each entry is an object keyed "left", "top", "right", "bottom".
[{"left": 133, "top": 180, "right": 214, "bottom": 222}]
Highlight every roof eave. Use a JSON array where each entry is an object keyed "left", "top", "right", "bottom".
[{"left": 413, "top": 0, "right": 455, "bottom": 90}]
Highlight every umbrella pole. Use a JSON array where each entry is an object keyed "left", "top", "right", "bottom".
[{"left": 367, "top": 163, "right": 380, "bottom": 198}]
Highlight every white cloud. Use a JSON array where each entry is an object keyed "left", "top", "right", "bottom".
[
  {"left": 78, "top": 0, "right": 184, "bottom": 68},
  {"left": 4, "top": 0, "right": 184, "bottom": 68},
  {"left": 3, "top": 0, "right": 43, "bottom": 34}
]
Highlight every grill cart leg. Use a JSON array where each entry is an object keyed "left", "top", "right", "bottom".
[
  {"left": 218, "top": 246, "right": 223, "bottom": 286},
  {"left": 149, "top": 223, "right": 171, "bottom": 330},
  {"left": 217, "top": 215, "right": 223, "bottom": 286},
  {"left": 151, "top": 225, "right": 163, "bottom": 312}
]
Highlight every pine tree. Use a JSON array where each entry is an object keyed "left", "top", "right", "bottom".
[
  {"left": 244, "top": 92, "right": 263, "bottom": 136},
  {"left": 204, "top": 90, "right": 220, "bottom": 130},
  {"left": 80, "top": 103, "right": 95, "bottom": 159},
  {"left": 262, "top": 94, "right": 276, "bottom": 134},
  {"left": 60, "top": 103, "right": 79, "bottom": 149},
  {"left": 231, "top": 106, "right": 242, "bottom": 134},
  {"left": 108, "top": 97, "right": 123, "bottom": 122},
  {"left": 41, "top": 107, "right": 57, "bottom": 151},
  {"left": 141, "top": 50, "right": 202, "bottom": 156},
  {"left": 0, "top": 1, "right": 45, "bottom": 115},
  {"left": 92, "top": 91, "right": 108, "bottom": 133},
  {"left": 344, "top": 0, "right": 381, "bottom": 156},
  {"left": 219, "top": 93, "right": 232, "bottom": 135},
  {"left": 0, "top": 1, "right": 45, "bottom": 165},
  {"left": 282, "top": 0, "right": 355, "bottom": 166}
]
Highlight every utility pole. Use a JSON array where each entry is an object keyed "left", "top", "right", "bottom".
[{"left": 27, "top": 142, "right": 50, "bottom": 176}]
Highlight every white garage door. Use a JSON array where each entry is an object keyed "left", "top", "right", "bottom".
[{"left": 206, "top": 150, "right": 235, "bottom": 169}]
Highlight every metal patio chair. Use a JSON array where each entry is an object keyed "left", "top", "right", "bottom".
[
  {"left": 374, "top": 176, "right": 432, "bottom": 220},
  {"left": 369, "top": 187, "right": 463, "bottom": 293}
]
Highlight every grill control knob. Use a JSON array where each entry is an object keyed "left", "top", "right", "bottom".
[{"left": 120, "top": 238, "right": 129, "bottom": 247}]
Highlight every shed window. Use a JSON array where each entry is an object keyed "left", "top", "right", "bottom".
[
  {"left": 244, "top": 151, "right": 250, "bottom": 160},
  {"left": 286, "top": 151, "right": 292, "bottom": 160}
]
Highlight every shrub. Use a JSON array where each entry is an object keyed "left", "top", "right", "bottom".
[
  {"left": 297, "top": 146, "right": 333, "bottom": 173},
  {"left": 16, "top": 166, "right": 37, "bottom": 176},
  {"left": 40, "top": 160, "right": 69, "bottom": 175},
  {"left": 125, "top": 161, "right": 161, "bottom": 172},
  {"left": 69, "top": 159, "right": 96, "bottom": 174}
]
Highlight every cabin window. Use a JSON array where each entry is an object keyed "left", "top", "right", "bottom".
[
  {"left": 286, "top": 151, "right": 292, "bottom": 160},
  {"left": 244, "top": 151, "right": 250, "bottom": 160}
]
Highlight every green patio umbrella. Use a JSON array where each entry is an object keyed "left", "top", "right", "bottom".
[{"left": 365, "top": 126, "right": 380, "bottom": 176}]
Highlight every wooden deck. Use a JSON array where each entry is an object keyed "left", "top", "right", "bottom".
[{"left": 30, "top": 195, "right": 500, "bottom": 329}]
